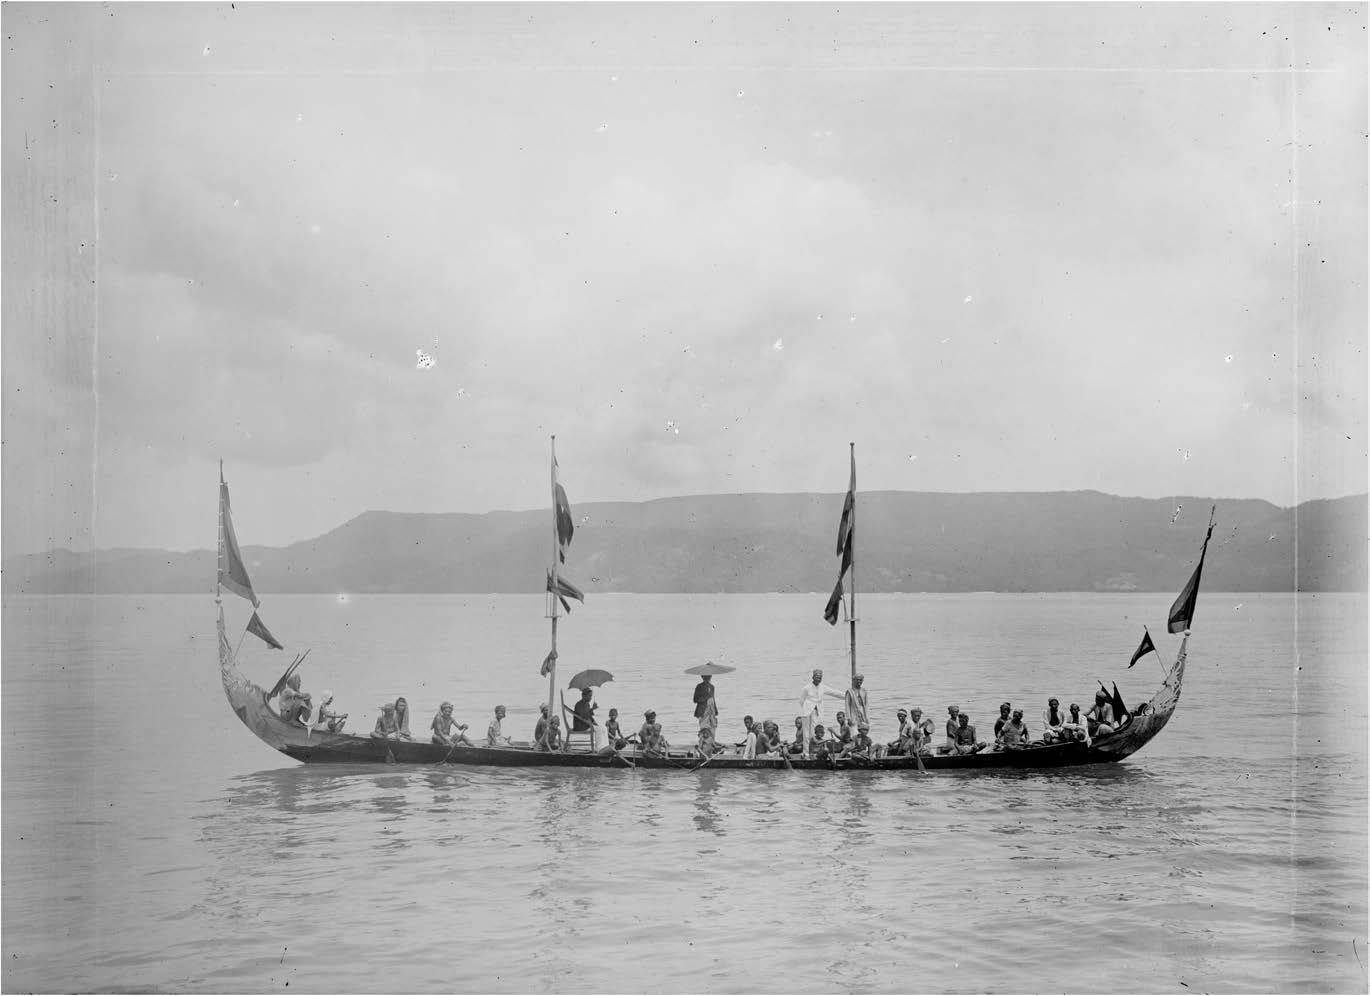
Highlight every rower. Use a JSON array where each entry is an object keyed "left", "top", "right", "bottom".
[{"left": 1086, "top": 691, "right": 1115, "bottom": 737}]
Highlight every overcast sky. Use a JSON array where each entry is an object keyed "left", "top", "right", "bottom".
[{"left": 3, "top": 3, "right": 1365, "bottom": 556}]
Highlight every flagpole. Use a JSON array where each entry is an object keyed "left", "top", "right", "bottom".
[
  {"left": 848, "top": 442, "right": 857, "bottom": 682},
  {"left": 546, "top": 435, "right": 559, "bottom": 744},
  {"left": 1147, "top": 625, "right": 1169, "bottom": 679}
]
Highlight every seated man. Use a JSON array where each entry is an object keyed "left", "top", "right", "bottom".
[
  {"left": 1062, "top": 702, "right": 1090, "bottom": 744},
  {"left": 954, "top": 713, "right": 986, "bottom": 754},
  {"left": 1042, "top": 697, "right": 1067, "bottom": 743},
  {"left": 638, "top": 710, "right": 658, "bottom": 746},
  {"left": 788, "top": 716, "right": 807, "bottom": 755},
  {"left": 486, "top": 704, "right": 512, "bottom": 747},
  {"left": 908, "top": 708, "right": 934, "bottom": 752},
  {"left": 886, "top": 709, "right": 911, "bottom": 755},
  {"left": 572, "top": 688, "right": 598, "bottom": 733},
  {"left": 604, "top": 708, "right": 623, "bottom": 747},
  {"left": 643, "top": 722, "right": 669, "bottom": 757},
  {"left": 809, "top": 723, "right": 834, "bottom": 760},
  {"left": 843, "top": 723, "right": 874, "bottom": 759},
  {"left": 736, "top": 714, "right": 756, "bottom": 750},
  {"left": 372, "top": 702, "right": 400, "bottom": 740},
  {"left": 1086, "top": 691, "right": 1115, "bottom": 738},
  {"left": 431, "top": 702, "right": 473, "bottom": 747},
  {"left": 940, "top": 705, "right": 961, "bottom": 754},
  {"left": 696, "top": 726, "right": 722, "bottom": 758},
  {"left": 313, "top": 690, "right": 347, "bottom": 733},
  {"left": 762, "top": 720, "right": 783, "bottom": 754},
  {"left": 741, "top": 719, "right": 760, "bottom": 759},
  {"left": 993, "top": 702, "right": 1013, "bottom": 742},
  {"left": 278, "top": 672, "right": 312, "bottom": 727},
  {"left": 833, "top": 710, "right": 854, "bottom": 746},
  {"left": 538, "top": 715, "right": 563, "bottom": 752},
  {"left": 999, "top": 709, "right": 1030, "bottom": 749}
]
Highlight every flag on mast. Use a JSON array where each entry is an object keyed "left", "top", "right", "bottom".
[
  {"left": 546, "top": 570, "right": 585, "bottom": 613},
  {"left": 823, "top": 449, "right": 856, "bottom": 625},
  {"left": 1168, "top": 508, "right": 1216, "bottom": 633},
  {"left": 1128, "top": 627, "right": 1156, "bottom": 668},
  {"left": 218, "top": 477, "right": 260, "bottom": 607},
  {"left": 553, "top": 455, "right": 575, "bottom": 564},
  {"left": 246, "top": 610, "right": 284, "bottom": 650}
]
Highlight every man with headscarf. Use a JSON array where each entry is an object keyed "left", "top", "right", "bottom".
[
  {"left": 313, "top": 691, "right": 347, "bottom": 733},
  {"left": 277, "top": 672, "right": 312, "bottom": 727},
  {"left": 797, "top": 668, "right": 843, "bottom": 759},
  {"left": 486, "top": 704, "right": 512, "bottom": 747},
  {"left": 844, "top": 673, "right": 869, "bottom": 732},
  {"left": 371, "top": 702, "right": 400, "bottom": 740},
  {"left": 638, "top": 710, "right": 658, "bottom": 747}
]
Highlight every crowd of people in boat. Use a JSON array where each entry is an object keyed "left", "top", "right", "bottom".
[{"left": 268, "top": 666, "right": 1132, "bottom": 760}]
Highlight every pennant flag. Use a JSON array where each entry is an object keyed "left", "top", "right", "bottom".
[
  {"left": 553, "top": 454, "right": 575, "bottom": 564},
  {"left": 823, "top": 577, "right": 844, "bottom": 626},
  {"left": 1168, "top": 509, "right": 1216, "bottom": 633},
  {"left": 823, "top": 448, "right": 856, "bottom": 625},
  {"left": 1110, "top": 682, "right": 1128, "bottom": 720},
  {"left": 218, "top": 481, "right": 260, "bottom": 607},
  {"left": 1128, "top": 627, "right": 1156, "bottom": 668},
  {"left": 246, "top": 610, "right": 284, "bottom": 650},
  {"left": 546, "top": 570, "right": 585, "bottom": 614},
  {"left": 540, "top": 648, "right": 558, "bottom": 677}
]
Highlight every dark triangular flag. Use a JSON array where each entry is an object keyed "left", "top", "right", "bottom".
[
  {"left": 1128, "top": 627, "right": 1156, "bottom": 668},
  {"left": 547, "top": 570, "right": 585, "bottom": 613},
  {"left": 219, "top": 480, "right": 260, "bottom": 607},
  {"left": 835, "top": 448, "right": 855, "bottom": 555},
  {"left": 246, "top": 610, "right": 284, "bottom": 650},
  {"left": 1110, "top": 682, "right": 1128, "bottom": 720},
  {"left": 1168, "top": 509, "right": 1215, "bottom": 633},
  {"left": 540, "top": 648, "right": 558, "bottom": 677},
  {"left": 823, "top": 577, "right": 844, "bottom": 625}
]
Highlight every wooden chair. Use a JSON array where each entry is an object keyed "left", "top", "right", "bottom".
[{"left": 559, "top": 692, "right": 598, "bottom": 752}]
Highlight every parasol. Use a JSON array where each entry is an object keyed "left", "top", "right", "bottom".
[
  {"left": 683, "top": 660, "right": 736, "bottom": 676},
  {"left": 567, "top": 668, "right": 615, "bottom": 691}
]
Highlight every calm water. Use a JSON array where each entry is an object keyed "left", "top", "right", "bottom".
[{"left": 2, "top": 592, "right": 1366, "bottom": 994}]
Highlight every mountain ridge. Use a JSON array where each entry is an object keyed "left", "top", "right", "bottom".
[{"left": 4, "top": 490, "right": 1364, "bottom": 595}]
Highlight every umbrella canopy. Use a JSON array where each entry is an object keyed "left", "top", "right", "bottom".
[
  {"left": 683, "top": 661, "right": 736, "bottom": 676},
  {"left": 567, "top": 668, "right": 614, "bottom": 691}
]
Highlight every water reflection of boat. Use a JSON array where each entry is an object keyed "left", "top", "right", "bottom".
[{"left": 214, "top": 449, "right": 1214, "bottom": 773}]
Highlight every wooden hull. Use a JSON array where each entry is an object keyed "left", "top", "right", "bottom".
[{"left": 218, "top": 604, "right": 1188, "bottom": 773}]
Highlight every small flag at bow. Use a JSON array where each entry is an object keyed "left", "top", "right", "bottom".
[
  {"left": 246, "top": 610, "right": 284, "bottom": 650},
  {"left": 1128, "top": 627, "right": 1156, "bottom": 668}
]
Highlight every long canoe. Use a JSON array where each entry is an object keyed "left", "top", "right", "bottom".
[{"left": 217, "top": 604, "right": 1189, "bottom": 771}]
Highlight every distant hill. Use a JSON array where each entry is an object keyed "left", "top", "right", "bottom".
[{"left": 3, "top": 491, "right": 1365, "bottom": 595}]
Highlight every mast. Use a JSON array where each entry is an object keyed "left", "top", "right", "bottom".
[
  {"left": 216, "top": 460, "right": 224, "bottom": 604},
  {"left": 847, "top": 441, "right": 857, "bottom": 681},
  {"left": 546, "top": 435, "right": 559, "bottom": 738}
]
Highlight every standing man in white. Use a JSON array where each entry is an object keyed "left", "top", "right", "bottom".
[{"left": 797, "top": 668, "right": 843, "bottom": 759}]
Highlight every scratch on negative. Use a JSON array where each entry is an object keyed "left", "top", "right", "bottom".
[{"left": 1353, "top": 938, "right": 1363, "bottom": 973}]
